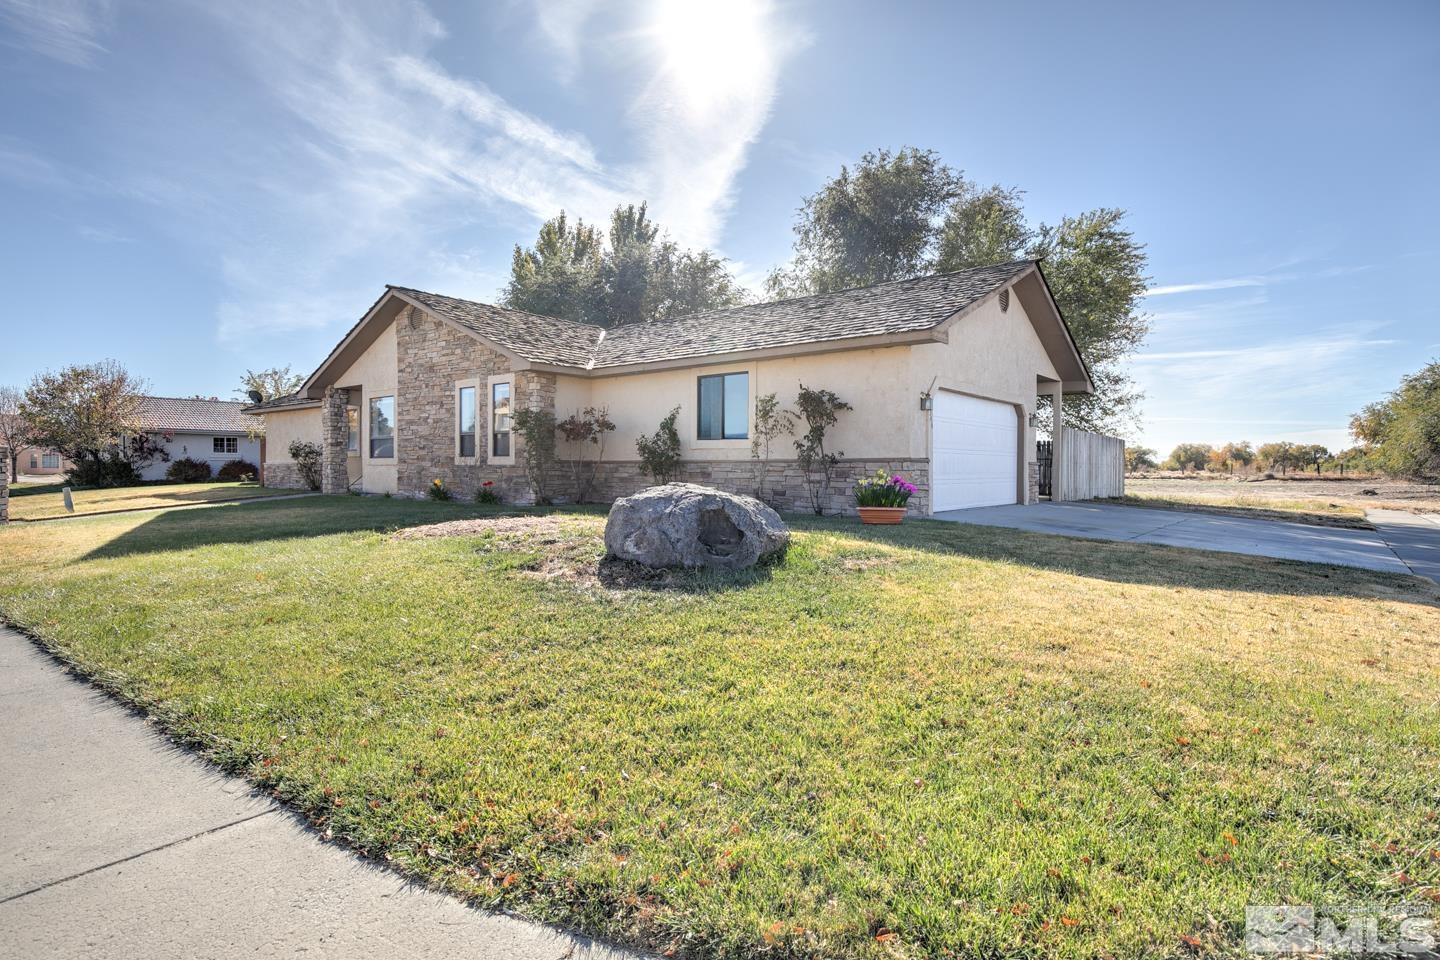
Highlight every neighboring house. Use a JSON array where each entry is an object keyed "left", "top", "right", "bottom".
[
  {"left": 136, "top": 397, "right": 262, "bottom": 481},
  {"left": 244, "top": 260, "right": 1092, "bottom": 514},
  {"left": 13, "top": 445, "right": 71, "bottom": 477}
]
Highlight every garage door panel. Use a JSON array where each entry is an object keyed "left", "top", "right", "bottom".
[{"left": 932, "top": 392, "right": 1018, "bottom": 511}]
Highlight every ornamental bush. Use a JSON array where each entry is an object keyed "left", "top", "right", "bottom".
[
  {"left": 166, "top": 457, "right": 212, "bottom": 483},
  {"left": 216, "top": 459, "right": 258, "bottom": 482},
  {"left": 288, "top": 440, "right": 321, "bottom": 491}
]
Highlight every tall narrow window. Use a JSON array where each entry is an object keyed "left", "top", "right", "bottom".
[
  {"left": 491, "top": 381, "right": 512, "bottom": 458},
  {"left": 696, "top": 372, "right": 749, "bottom": 440},
  {"left": 346, "top": 407, "right": 359, "bottom": 454},
  {"left": 458, "top": 386, "right": 476, "bottom": 457},
  {"left": 370, "top": 395, "right": 395, "bottom": 458}
]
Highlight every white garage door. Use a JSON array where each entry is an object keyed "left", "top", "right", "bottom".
[{"left": 932, "top": 392, "right": 1019, "bottom": 511}]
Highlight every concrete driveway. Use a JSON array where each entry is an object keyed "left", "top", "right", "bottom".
[
  {"left": 0, "top": 628, "right": 643, "bottom": 960},
  {"left": 935, "top": 500, "right": 1436, "bottom": 579}
]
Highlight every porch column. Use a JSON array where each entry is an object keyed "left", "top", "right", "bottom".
[
  {"left": 321, "top": 387, "right": 350, "bottom": 494},
  {"left": 1047, "top": 382, "right": 1065, "bottom": 502},
  {"left": 0, "top": 445, "right": 8, "bottom": 523}
]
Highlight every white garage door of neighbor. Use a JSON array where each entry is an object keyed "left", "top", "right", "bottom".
[{"left": 932, "top": 392, "right": 1019, "bottom": 511}]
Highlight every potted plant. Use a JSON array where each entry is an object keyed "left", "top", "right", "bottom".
[{"left": 854, "top": 470, "right": 916, "bottom": 524}]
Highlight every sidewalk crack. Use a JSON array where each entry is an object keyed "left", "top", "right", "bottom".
[{"left": 0, "top": 809, "right": 275, "bottom": 906}]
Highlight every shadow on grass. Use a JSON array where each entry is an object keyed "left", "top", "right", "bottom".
[
  {"left": 78, "top": 495, "right": 531, "bottom": 561},
  {"left": 787, "top": 514, "right": 1440, "bottom": 608},
  {"left": 8, "top": 482, "right": 69, "bottom": 497}
]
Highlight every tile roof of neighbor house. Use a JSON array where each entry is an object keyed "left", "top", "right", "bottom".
[
  {"left": 245, "top": 260, "right": 1039, "bottom": 412},
  {"left": 138, "top": 396, "right": 256, "bottom": 433}
]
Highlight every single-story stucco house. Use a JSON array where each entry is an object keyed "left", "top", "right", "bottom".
[
  {"left": 243, "top": 259, "right": 1092, "bottom": 515},
  {"left": 136, "top": 396, "right": 262, "bottom": 481}
]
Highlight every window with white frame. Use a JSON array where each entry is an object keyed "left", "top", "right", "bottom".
[
  {"left": 458, "top": 385, "right": 477, "bottom": 458},
  {"left": 42, "top": 453, "right": 60, "bottom": 469},
  {"left": 346, "top": 407, "right": 359, "bottom": 454},
  {"left": 697, "top": 372, "right": 748, "bottom": 440},
  {"left": 213, "top": 436, "right": 239, "bottom": 455},
  {"left": 491, "top": 381, "right": 511, "bottom": 458},
  {"left": 370, "top": 396, "right": 395, "bottom": 458}
]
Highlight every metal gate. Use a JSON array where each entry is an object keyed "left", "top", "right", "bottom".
[{"left": 1036, "top": 440, "right": 1053, "bottom": 497}]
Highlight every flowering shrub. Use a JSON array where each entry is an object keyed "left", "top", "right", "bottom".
[
  {"left": 854, "top": 470, "right": 917, "bottom": 508},
  {"left": 475, "top": 480, "right": 500, "bottom": 504},
  {"left": 427, "top": 478, "right": 451, "bottom": 501}
]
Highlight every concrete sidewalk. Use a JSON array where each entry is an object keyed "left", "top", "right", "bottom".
[
  {"left": 935, "top": 500, "right": 1426, "bottom": 578},
  {"left": 1366, "top": 509, "right": 1440, "bottom": 583},
  {"left": 0, "top": 628, "right": 644, "bottom": 960}
]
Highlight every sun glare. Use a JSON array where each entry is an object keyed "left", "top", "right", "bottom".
[{"left": 650, "top": 0, "right": 772, "bottom": 114}]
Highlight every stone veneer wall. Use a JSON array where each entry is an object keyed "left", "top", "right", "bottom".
[
  {"left": 1027, "top": 460, "right": 1039, "bottom": 505},
  {"left": 583, "top": 458, "right": 930, "bottom": 517},
  {"left": 394, "top": 305, "right": 536, "bottom": 502},
  {"left": 263, "top": 462, "right": 307, "bottom": 491},
  {"left": 320, "top": 387, "right": 351, "bottom": 494}
]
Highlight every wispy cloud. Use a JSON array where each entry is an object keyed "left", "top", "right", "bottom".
[
  {"left": 0, "top": 0, "right": 112, "bottom": 66},
  {"left": 1143, "top": 276, "right": 1269, "bottom": 297},
  {"left": 530, "top": 0, "right": 603, "bottom": 84},
  {"left": 187, "top": 0, "right": 799, "bottom": 342},
  {"left": 77, "top": 224, "right": 134, "bottom": 243}
]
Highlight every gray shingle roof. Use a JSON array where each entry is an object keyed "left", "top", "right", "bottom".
[
  {"left": 388, "top": 286, "right": 605, "bottom": 368},
  {"left": 246, "top": 261, "right": 1038, "bottom": 412},
  {"left": 139, "top": 397, "right": 257, "bottom": 433},
  {"left": 595, "top": 260, "right": 1032, "bottom": 368}
]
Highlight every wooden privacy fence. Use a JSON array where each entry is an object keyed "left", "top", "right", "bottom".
[{"left": 1057, "top": 429, "right": 1124, "bottom": 500}]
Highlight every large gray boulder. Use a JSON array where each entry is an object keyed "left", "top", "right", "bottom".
[{"left": 604, "top": 483, "right": 790, "bottom": 570}]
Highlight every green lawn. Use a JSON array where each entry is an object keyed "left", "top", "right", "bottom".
[
  {"left": 6, "top": 480, "right": 290, "bottom": 520},
  {"left": 1, "top": 496, "right": 1437, "bottom": 958}
]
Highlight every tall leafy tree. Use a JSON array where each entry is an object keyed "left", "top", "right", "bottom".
[
  {"left": 765, "top": 147, "right": 962, "bottom": 298},
  {"left": 0, "top": 385, "right": 38, "bottom": 480},
  {"left": 504, "top": 203, "right": 747, "bottom": 328},
  {"left": 1350, "top": 360, "right": 1440, "bottom": 478},
  {"left": 20, "top": 361, "right": 146, "bottom": 472},
  {"left": 1163, "top": 443, "right": 1214, "bottom": 472},
  {"left": 237, "top": 366, "right": 304, "bottom": 403},
  {"left": 768, "top": 148, "right": 1150, "bottom": 433}
]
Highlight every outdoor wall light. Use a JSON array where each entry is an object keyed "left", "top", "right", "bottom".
[{"left": 919, "top": 394, "right": 933, "bottom": 411}]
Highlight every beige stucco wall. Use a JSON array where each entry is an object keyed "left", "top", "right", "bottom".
[
  {"left": 554, "top": 345, "right": 919, "bottom": 463},
  {"left": 329, "top": 321, "right": 399, "bottom": 494},
  {"left": 261, "top": 408, "right": 322, "bottom": 460}
]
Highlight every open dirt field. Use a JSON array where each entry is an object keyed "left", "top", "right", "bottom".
[{"left": 1123, "top": 475, "right": 1440, "bottom": 525}]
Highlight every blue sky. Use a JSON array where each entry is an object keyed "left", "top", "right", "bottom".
[{"left": 1, "top": 0, "right": 1436, "bottom": 457}]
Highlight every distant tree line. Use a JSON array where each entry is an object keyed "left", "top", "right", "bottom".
[{"left": 1126, "top": 442, "right": 1380, "bottom": 477}]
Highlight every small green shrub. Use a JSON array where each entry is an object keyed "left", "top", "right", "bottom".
[
  {"left": 427, "top": 478, "right": 452, "bottom": 501},
  {"left": 636, "top": 406, "right": 682, "bottom": 484},
  {"left": 288, "top": 440, "right": 321, "bottom": 491},
  {"left": 216, "top": 459, "right": 258, "bottom": 482},
  {"left": 475, "top": 480, "right": 500, "bottom": 504},
  {"left": 166, "top": 457, "right": 212, "bottom": 483}
]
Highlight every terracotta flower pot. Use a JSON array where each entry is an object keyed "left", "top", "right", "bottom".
[{"left": 857, "top": 506, "right": 906, "bottom": 525}]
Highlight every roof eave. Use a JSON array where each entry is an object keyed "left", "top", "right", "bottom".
[{"left": 584, "top": 328, "right": 943, "bottom": 377}]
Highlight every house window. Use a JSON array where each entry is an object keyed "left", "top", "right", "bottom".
[
  {"left": 370, "top": 395, "right": 395, "bottom": 459},
  {"left": 458, "top": 386, "right": 477, "bottom": 458},
  {"left": 346, "top": 407, "right": 359, "bottom": 454},
  {"left": 29, "top": 454, "right": 38, "bottom": 469},
  {"left": 42, "top": 453, "right": 60, "bottom": 469},
  {"left": 213, "top": 437, "right": 239, "bottom": 455},
  {"left": 697, "top": 372, "right": 748, "bottom": 440},
  {"left": 491, "top": 381, "right": 512, "bottom": 458}
]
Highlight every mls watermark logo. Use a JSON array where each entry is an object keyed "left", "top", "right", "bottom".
[{"left": 1246, "top": 904, "right": 1438, "bottom": 956}]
